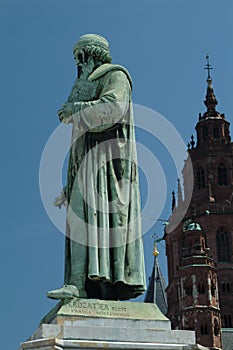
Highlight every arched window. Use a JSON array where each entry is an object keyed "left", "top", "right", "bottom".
[
  {"left": 213, "top": 125, "right": 221, "bottom": 139},
  {"left": 203, "top": 126, "right": 208, "bottom": 140},
  {"left": 185, "top": 285, "right": 193, "bottom": 296},
  {"left": 218, "top": 163, "right": 228, "bottom": 186},
  {"left": 201, "top": 324, "right": 208, "bottom": 335},
  {"left": 211, "top": 279, "right": 216, "bottom": 297},
  {"left": 216, "top": 227, "right": 231, "bottom": 262},
  {"left": 222, "top": 282, "right": 231, "bottom": 293},
  {"left": 197, "top": 168, "right": 206, "bottom": 189},
  {"left": 214, "top": 319, "right": 220, "bottom": 336},
  {"left": 198, "top": 283, "right": 205, "bottom": 294},
  {"left": 223, "top": 315, "right": 232, "bottom": 328}
]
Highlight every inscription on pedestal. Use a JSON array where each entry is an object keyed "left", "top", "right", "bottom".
[
  {"left": 68, "top": 300, "right": 130, "bottom": 317},
  {"left": 56, "top": 298, "right": 168, "bottom": 320}
]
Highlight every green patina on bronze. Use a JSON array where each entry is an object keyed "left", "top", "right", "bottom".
[{"left": 48, "top": 34, "right": 146, "bottom": 301}]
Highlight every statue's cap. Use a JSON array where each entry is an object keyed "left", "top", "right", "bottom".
[{"left": 73, "top": 34, "right": 110, "bottom": 53}]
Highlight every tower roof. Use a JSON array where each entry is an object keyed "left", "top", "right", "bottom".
[
  {"left": 144, "top": 243, "right": 168, "bottom": 315},
  {"left": 204, "top": 77, "right": 218, "bottom": 114},
  {"left": 200, "top": 55, "right": 223, "bottom": 120}
]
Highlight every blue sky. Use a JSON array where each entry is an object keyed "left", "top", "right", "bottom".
[{"left": 1, "top": 1, "right": 233, "bottom": 349}]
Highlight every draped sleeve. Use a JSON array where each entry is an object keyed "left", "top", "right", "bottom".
[{"left": 72, "top": 70, "right": 130, "bottom": 132}]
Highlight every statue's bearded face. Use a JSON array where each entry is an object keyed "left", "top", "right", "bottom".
[
  {"left": 74, "top": 48, "right": 86, "bottom": 65},
  {"left": 73, "top": 48, "right": 95, "bottom": 79}
]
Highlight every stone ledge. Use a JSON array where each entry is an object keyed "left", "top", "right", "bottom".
[
  {"left": 52, "top": 315, "right": 171, "bottom": 330},
  {"left": 20, "top": 338, "right": 206, "bottom": 350},
  {"left": 29, "top": 323, "right": 195, "bottom": 344}
]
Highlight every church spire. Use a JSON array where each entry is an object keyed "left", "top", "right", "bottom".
[
  {"left": 196, "top": 55, "right": 230, "bottom": 147},
  {"left": 203, "top": 55, "right": 218, "bottom": 116},
  {"left": 144, "top": 235, "right": 168, "bottom": 315}
]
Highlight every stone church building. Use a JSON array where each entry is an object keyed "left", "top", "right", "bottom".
[{"left": 164, "top": 60, "right": 233, "bottom": 349}]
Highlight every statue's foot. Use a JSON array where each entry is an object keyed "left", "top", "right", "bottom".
[{"left": 47, "top": 284, "right": 79, "bottom": 300}]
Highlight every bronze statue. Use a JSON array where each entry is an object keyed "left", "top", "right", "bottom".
[{"left": 47, "top": 34, "right": 146, "bottom": 300}]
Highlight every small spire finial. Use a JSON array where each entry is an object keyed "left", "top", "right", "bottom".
[
  {"left": 151, "top": 234, "right": 159, "bottom": 257},
  {"left": 205, "top": 54, "right": 213, "bottom": 81},
  {"left": 190, "top": 134, "right": 195, "bottom": 149},
  {"left": 172, "top": 190, "right": 176, "bottom": 211},
  {"left": 203, "top": 54, "right": 218, "bottom": 114}
]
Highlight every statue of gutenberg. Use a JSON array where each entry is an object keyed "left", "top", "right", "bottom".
[{"left": 47, "top": 34, "right": 146, "bottom": 301}]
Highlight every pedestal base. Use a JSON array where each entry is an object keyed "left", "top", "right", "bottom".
[
  {"left": 20, "top": 299, "right": 208, "bottom": 350},
  {"left": 20, "top": 338, "right": 208, "bottom": 350}
]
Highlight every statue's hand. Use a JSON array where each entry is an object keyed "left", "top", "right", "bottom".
[
  {"left": 58, "top": 108, "right": 65, "bottom": 121},
  {"left": 58, "top": 102, "right": 74, "bottom": 124},
  {"left": 54, "top": 191, "right": 66, "bottom": 209}
]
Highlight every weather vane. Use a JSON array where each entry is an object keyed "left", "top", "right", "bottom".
[
  {"left": 205, "top": 54, "right": 213, "bottom": 80},
  {"left": 150, "top": 233, "right": 162, "bottom": 257}
]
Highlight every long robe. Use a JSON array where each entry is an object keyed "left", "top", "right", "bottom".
[{"left": 64, "top": 63, "right": 146, "bottom": 300}]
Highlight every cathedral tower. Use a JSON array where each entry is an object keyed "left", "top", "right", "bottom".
[{"left": 165, "top": 57, "right": 233, "bottom": 349}]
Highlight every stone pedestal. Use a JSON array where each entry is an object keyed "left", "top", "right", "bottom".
[{"left": 20, "top": 299, "right": 208, "bottom": 350}]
